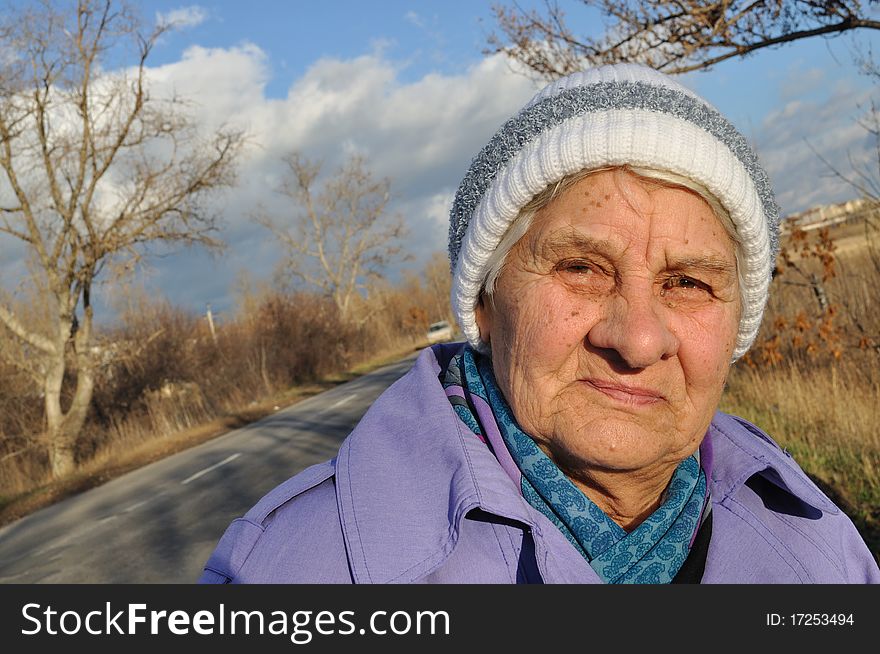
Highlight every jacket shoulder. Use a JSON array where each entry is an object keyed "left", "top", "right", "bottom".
[
  {"left": 199, "top": 459, "right": 348, "bottom": 583},
  {"left": 708, "top": 413, "right": 879, "bottom": 583},
  {"left": 243, "top": 459, "right": 337, "bottom": 526},
  {"left": 710, "top": 412, "right": 836, "bottom": 513}
]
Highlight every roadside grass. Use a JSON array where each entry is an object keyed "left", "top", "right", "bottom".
[
  {"left": 0, "top": 339, "right": 428, "bottom": 528},
  {"left": 721, "top": 359, "right": 880, "bottom": 562}
]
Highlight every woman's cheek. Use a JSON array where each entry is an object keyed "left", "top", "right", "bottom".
[
  {"left": 516, "top": 295, "right": 589, "bottom": 368},
  {"left": 678, "top": 311, "right": 738, "bottom": 388}
]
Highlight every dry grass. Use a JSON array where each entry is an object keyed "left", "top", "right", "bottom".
[
  {"left": 722, "top": 361, "right": 879, "bottom": 553},
  {"left": 722, "top": 216, "right": 880, "bottom": 561}
]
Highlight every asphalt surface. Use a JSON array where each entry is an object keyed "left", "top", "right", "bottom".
[{"left": 0, "top": 351, "right": 420, "bottom": 583}]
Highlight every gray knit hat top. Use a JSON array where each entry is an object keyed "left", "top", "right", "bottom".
[{"left": 448, "top": 63, "right": 779, "bottom": 360}]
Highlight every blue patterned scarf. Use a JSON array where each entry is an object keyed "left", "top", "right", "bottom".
[{"left": 442, "top": 346, "right": 711, "bottom": 584}]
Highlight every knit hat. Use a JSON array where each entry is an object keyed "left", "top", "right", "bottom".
[{"left": 448, "top": 63, "right": 779, "bottom": 361}]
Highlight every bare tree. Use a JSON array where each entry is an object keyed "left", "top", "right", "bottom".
[
  {"left": 805, "top": 89, "right": 880, "bottom": 350},
  {"left": 423, "top": 251, "right": 453, "bottom": 324},
  {"left": 257, "top": 152, "right": 407, "bottom": 322},
  {"left": 0, "top": 0, "right": 244, "bottom": 477},
  {"left": 487, "top": 0, "right": 880, "bottom": 79}
]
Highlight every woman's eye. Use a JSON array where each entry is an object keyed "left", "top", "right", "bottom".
[
  {"left": 554, "top": 259, "right": 613, "bottom": 292},
  {"left": 664, "top": 276, "right": 708, "bottom": 292},
  {"left": 558, "top": 260, "right": 595, "bottom": 274}
]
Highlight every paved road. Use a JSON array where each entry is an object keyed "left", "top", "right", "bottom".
[{"left": 0, "top": 352, "right": 420, "bottom": 583}]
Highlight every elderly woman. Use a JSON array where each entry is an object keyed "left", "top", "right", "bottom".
[{"left": 201, "top": 64, "right": 879, "bottom": 584}]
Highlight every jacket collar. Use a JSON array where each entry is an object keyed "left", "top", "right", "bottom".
[
  {"left": 334, "top": 345, "right": 837, "bottom": 583},
  {"left": 707, "top": 411, "right": 839, "bottom": 515},
  {"left": 334, "top": 343, "right": 543, "bottom": 584}
]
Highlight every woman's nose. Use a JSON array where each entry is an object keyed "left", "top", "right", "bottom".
[{"left": 586, "top": 284, "right": 679, "bottom": 369}]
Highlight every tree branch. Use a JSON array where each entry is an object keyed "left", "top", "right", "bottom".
[
  {"left": 488, "top": 1, "right": 880, "bottom": 77},
  {"left": 666, "top": 18, "right": 880, "bottom": 73},
  {"left": 0, "top": 301, "right": 57, "bottom": 354}
]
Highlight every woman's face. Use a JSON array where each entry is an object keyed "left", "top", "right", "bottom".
[{"left": 476, "top": 169, "right": 741, "bottom": 481}]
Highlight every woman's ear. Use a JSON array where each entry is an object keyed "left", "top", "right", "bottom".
[{"left": 475, "top": 295, "right": 492, "bottom": 345}]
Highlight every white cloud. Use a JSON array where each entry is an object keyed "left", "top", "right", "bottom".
[
  {"left": 404, "top": 11, "right": 426, "bottom": 29},
  {"left": 757, "top": 79, "right": 878, "bottom": 215},
  {"left": 156, "top": 6, "right": 209, "bottom": 30},
  {"left": 79, "top": 48, "right": 540, "bottom": 316},
  {"left": 145, "top": 42, "right": 270, "bottom": 127}
]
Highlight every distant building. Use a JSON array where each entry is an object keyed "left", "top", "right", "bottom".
[{"left": 782, "top": 197, "right": 878, "bottom": 233}]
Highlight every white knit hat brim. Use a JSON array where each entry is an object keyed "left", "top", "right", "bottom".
[{"left": 452, "top": 109, "right": 772, "bottom": 360}]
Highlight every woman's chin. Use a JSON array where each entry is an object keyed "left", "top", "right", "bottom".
[{"left": 546, "top": 418, "right": 689, "bottom": 474}]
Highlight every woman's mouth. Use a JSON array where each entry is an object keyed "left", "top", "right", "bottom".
[{"left": 581, "top": 378, "right": 665, "bottom": 406}]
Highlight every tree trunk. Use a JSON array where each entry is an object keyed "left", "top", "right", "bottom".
[
  {"left": 47, "top": 422, "right": 78, "bottom": 478},
  {"left": 44, "top": 300, "right": 97, "bottom": 479},
  {"left": 43, "top": 348, "right": 72, "bottom": 477},
  {"left": 45, "top": 365, "right": 95, "bottom": 479}
]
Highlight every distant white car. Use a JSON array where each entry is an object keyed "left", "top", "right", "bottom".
[{"left": 426, "top": 320, "right": 454, "bottom": 344}]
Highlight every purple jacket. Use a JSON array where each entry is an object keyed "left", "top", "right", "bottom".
[{"left": 200, "top": 344, "right": 880, "bottom": 583}]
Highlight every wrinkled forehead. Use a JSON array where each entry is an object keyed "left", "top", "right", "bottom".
[{"left": 521, "top": 171, "right": 738, "bottom": 266}]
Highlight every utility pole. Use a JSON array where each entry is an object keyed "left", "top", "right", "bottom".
[{"left": 206, "top": 303, "right": 218, "bottom": 345}]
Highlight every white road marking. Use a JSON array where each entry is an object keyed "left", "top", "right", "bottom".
[
  {"left": 181, "top": 453, "right": 242, "bottom": 485},
  {"left": 123, "top": 499, "right": 152, "bottom": 513},
  {"left": 329, "top": 394, "right": 357, "bottom": 410}
]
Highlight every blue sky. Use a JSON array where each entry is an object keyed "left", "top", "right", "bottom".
[
  {"left": 146, "top": 0, "right": 505, "bottom": 90},
  {"left": 2, "top": 1, "right": 879, "bottom": 322},
  {"left": 141, "top": 1, "right": 876, "bottom": 121}
]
